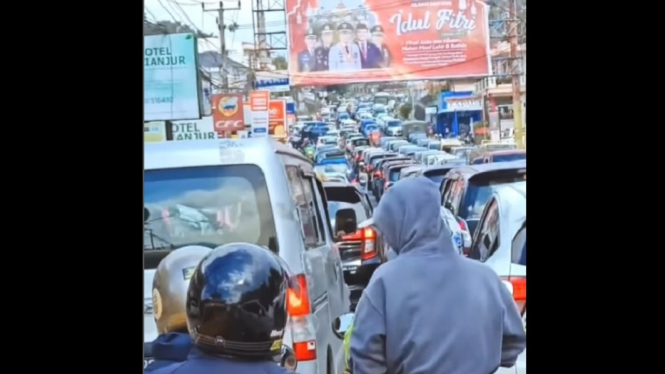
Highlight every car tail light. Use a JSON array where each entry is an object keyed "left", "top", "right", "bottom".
[
  {"left": 342, "top": 227, "right": 377, "bottom": 260},
  {"left": 367, "top": 165, "right": 374, "bottom": 172},
  {"left": 457, "top": 219, "right": 467, "bottom": 231},
  {"left": 287, "top": 274, "right": 317, "bottom": 361},
  {"left": 500, "top": 276, "right": 526, "bottom": 314},
  {"left": 373, "top": 171, "right": 382, "bottom": 178}
]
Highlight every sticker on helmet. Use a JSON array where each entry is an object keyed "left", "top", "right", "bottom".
[
  {"left": 270, "top": 340, "right": 282, "bottom": 351},
  {"left": 152, "top": 289, "right": 163, "bottom": 320},
  {"left": 182, "top": 267, "right": 195, "bottom": 280}
]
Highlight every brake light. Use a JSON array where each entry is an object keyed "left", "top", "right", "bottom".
[
  {"left": 287, "top": 274, "right": 310, "bottom": 316},
  {"left": 287, "top": 274, "right": 317, "bottom": 361},
  {"left": 373, "top": 171, "right": 382, "bottom": 178},
  {"left": 367, "top": 165, "right": 374, "bottom": 172},
  {"left": 500, "top": 276, "right": 526, "bottom": 314},
  {"left": 457, "top": 219, "right": 467, "bottom": 231},
  {"left": 355, "top": 155, "right": 361, "bottom": 161},
  {"left": 341, "top": 228, "right": 377, "bottom": 260}
]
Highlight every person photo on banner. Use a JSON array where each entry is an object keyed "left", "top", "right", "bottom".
[
  {"left": 298, "top": 28, "right": 317, "bottom": 72},
  {"left": 328, "top": 22, "right": 362, "bottom": 72},
  {"left": 355, "top": 23, "right": 382, "bottom": 69},
  {"left": 370, "top": 25, "right": 392, "bottom": 68},
  {"left": 314, "top": 23, "right": 336, "bottom": 71}
]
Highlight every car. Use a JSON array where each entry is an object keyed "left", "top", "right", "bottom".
[
  {"left": 440, "top": 160, "right": 527, "bottom": 236},
  {"left": 408, "top": 132, "right": 428, "bottom": 144},
  {"left": 415, "top": 164, "right": 463, "bottom": 187},
  {"left": 416, "top": 138, "right": 433, "bottom": 147},
  {"left": 384, "top": 119, "right": 403, "bottom": 136},
  {"left": 315, "top": 162, "right": 352, "bottom": 181},
  {"left": 404, "top": 147, "right": 428, "bottom": 158},
  {"left": 468, "top": 183, "right": 526, "bottom": 374},
  {"left": 317, "top": 135, "right": 339, "bottom": 149},
  {"left": 378, "top": 136, "right": 397, "bottom": 148},
  {"left": 371, "top": 156, "right": 408, "bottom": 197},
  {"left": 377, "top": 160, "right": 415, "bottom": 199},
  {"left": 450, "top": 146, "right": 477, "bottom": 161},
  {"left": 314, "top": 148, "right": 346, "bottom": 164},
  {"left": 145, "top": 138, "right": 348, "bottom": 374},
  {"left": 424, "top": 152, "right": 461, "bottom": 166},
  {"left": 440, "top": 206, "right": 472, "bottom": 256},
  {"left": 351, "top": 146, "right": 370, "bottom": 165},
  {"left": 348, "top": 137, "right": 371, "bottom": 153},
  {"left": 323, "top": 182, "right": 384, "bottom": 307},
  {"left": 470, "top": 150, "right": 527, "bottom": 164},
  {"left": 427, "top": 140, "right": 442, "bottom": 150},
  {"left": 388, "top": 140, "right": 410, "bottom": 152},
  {"left": 398, "top": 165, "right": 424, "bottom": 180},
  {"left": 365, "top": 152, "right": 397, "bottom": 189},
  {"left": 397, "top": 145, "right": 422, "bottom": 156}
]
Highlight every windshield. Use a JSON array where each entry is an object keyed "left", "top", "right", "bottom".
[
  {"left": 465, "top": 180, "right": 526, "bottom": 219},
  {"left": 387, "top": 120, "right": 402, "bottom": 127},
  {"left": 494, "top": 153, "right": 526, "bottom": 162},
  {"left": 428, "top": 142, "right": 441, "bottom": 150},
  {"left": 144, "top": 165, "right": 277, "bottom": 268},
  {"left": 315, "top": 164, "right": 349, "bottom": 174},
  {"left": 374, "top": 96, "right": 389, "bottom": 105},
  {"left": 423, "top": 169, "right": 450, "bottom": 185}
]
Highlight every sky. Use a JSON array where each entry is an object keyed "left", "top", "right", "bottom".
[{"left": 144, "top": 0, "right": 287, "bottom": 59}]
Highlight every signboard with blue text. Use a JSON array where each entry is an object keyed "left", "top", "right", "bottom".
[
  {"left": 256, "top": 77, "right": 290, "bottom": 92},
  {"left": 144, "top": 33, "right": 202, "bottom": 121}
]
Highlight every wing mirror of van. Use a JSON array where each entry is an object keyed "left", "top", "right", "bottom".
[
  {"left": 334, "top": 208, "right": 358, "bottom": 236},
  {"left": 332, "top": 312, "right": 355, "bottom": 339}
]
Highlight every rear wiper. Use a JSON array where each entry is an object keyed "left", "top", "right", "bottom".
[{"left": 144, "top": 228, "right": 175, "bottom": 250}]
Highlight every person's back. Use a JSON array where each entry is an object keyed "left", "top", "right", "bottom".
[
  {"left": 145, "top": 332, "right": 192, "bottom": 371},
  {"left": 148, "top": 347, "right": 291, "bottom": 374},
  {"left": 351, "top": 177, "right": 526, "bottom": 374}
]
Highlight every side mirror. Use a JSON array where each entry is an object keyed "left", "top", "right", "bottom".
[
  {"left": 332, "top": 312, "right": 355, "bottom": 339},
  {"left": 144, "top": 207, "right": 150, "bottom": 222}
]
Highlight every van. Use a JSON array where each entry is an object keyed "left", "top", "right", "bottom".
[{"left": 144, "top": 138, "right": 348, "bottom": 374}]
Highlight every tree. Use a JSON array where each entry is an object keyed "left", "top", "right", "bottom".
[
  {"left": 272, "top": 56, "right": 288, "bottom": 70},
  {"left": 143, "top": 15, "right": 214, "bottom": 38},
  {"left": 399, "top": 103, "right": 412, "bottom": 120}
]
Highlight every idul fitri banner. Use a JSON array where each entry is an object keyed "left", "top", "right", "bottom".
[
  {"left": 144, "top": 33, "right": 202, "bottom": 121},
  {"left": 285, "top": 0, "right": 491, "bottom": 86}
]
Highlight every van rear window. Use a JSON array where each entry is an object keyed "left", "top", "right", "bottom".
[
  {"left": 144, "top": 165, "right": 277, "bottom": 269},
  {"left": 463, "top": 170, "right": 526, "bottom": 219}
]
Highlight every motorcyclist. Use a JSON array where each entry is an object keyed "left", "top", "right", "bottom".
[
  {"left": 145, "top": 245, "right": 212, "bottom": 370},
  {"left": 146, "top": 243, "right": 297, "bottom": 374},
  {"left": 350, "top": 177, "right": 526, "bottom": 374}
]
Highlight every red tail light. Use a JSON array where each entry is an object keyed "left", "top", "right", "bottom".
[
  {"left": 342, "top": 228, "right": 377, "bottom": 260},
  {"left": 457, "top": 218, "right": 467, "bottom": 231},
  {"left": 286, "top": 274, "right": 317, "bottom": 362},
  {"left": 500, "top": 276, "right": 526, "bottom": 314},
  {"left": 287, "top": 274, "right": 310, "bottom": 316},
  {"left": 355, "top": 155, "right": 360, "bottom": 161},
  {"left": 367, "top": 165, "right": 374, "bottom": 172},
  {"left": 373, "top": 171, "right": 382, "bottom": 178}
]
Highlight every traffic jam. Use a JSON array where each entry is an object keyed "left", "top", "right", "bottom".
[{"left": 144, "top": 93, "right": 526, "bottom": 374}]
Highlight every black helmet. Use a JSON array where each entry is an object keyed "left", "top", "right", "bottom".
[{"left": 186, "top": 243, "right": 291, "bottom": 358}]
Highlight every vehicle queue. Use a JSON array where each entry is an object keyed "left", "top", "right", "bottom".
[{"left": 143, "top": 92, "right": 526, "bottom": 373}]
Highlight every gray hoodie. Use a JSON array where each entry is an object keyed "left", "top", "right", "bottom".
[{"left": 350, "top": 177, "right": 526, "bottom": 374}]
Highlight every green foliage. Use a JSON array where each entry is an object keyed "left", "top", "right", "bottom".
[
  {"left": 272, "top": 56, "right": 288, "bottom": 70},
  {"left": 399, "top": 104, "right": 413, "bottom": 119}
]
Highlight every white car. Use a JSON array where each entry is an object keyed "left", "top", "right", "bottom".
[
  {"left": 145, "top": 139, "right": 349, "bottom": 374},
  {"left": 317, "top": 135, "right": 339, "bottom": 149},
  {"left": 469, "top": 183, "right": 526, "bottom": 374},
  {"left": 440, "top": 207, "right": 472, "bottom": 255}
]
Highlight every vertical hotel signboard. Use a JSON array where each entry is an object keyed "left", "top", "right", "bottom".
[
  {"left": 249, "top": 91, "right": 270, "bottom": 137},
  {"left": 269, "top": 99, "right": 287, "bottom": 139}
]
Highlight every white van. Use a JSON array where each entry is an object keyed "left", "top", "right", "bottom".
[{"left": 144, "top": 138, "right": 349, "bottom": 374}]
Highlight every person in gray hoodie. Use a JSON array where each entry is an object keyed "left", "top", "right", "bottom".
[{"left": 350, "top": 177, "right": 526, "bottom": 374}]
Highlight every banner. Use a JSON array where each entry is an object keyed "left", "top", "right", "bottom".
[
  {"left": 212, "top": 93, "right": 245, "bottom": 133},
  {"left": 249, "top": 91, "right": 270, "bottom": 137},
  {"left": 144, "top": 33, "right": 201, "bottom": 121},
  {"left": 171, "top": 117, "right": 219, "bottom": 141},
  {"left": 285, "top": 0, "right": 491, "bottom": 86},
  {"left": 269, "top": 100, "right": 287, "bottom": 137}
]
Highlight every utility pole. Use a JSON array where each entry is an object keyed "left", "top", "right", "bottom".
[
  {"left": 509, "top": 0, "right": 525, "bottom": 149},
  {"left": 203, "top": 1, "right": 241, "bottom": 92}
]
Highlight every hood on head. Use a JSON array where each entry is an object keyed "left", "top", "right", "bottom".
[{"left": 372, "top": 177, "right": 453, "bottom": 255}]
